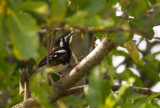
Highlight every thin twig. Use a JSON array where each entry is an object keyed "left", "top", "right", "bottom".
[
  {"left": 19, "top": 68, "right": 31, "bottom": 101},
  {"left": 118, "top": 0, "right": 138, "bottom": 27},
  {"left": 39, "top": 27, "right": 152, "bottom": 39},
  {"left": 111, "top": 85, "right": 155, "bottom": 96},
  {"left": 89, "top": 33, "right": 96, "bottom": 52},
  {"left": 103, "top": 8, "right": 117, "bottom": 19},
  {"left": 46, "top": 28, "right": 50, "bottom": 67},
  {"left": 50, "top": 85, "right": 87, "bottom": 103},
  {"left": 49, "top": 30, "right": 56, "bottom": 52},
  {"left": 24, "top": 79, "right": 30, "bottom": 101},
  {"left": 71, "top": 51, "right": 78, "bottom": 64}
]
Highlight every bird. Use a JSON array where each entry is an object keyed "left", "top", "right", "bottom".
[{"left": 36, "top": 32, "right": 74, "bottom": 78}]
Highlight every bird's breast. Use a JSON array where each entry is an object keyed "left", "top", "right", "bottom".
[{"left": 52, "top": 64, "right": 69, "bottom": 73}]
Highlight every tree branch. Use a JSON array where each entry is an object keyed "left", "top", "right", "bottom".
[
  {"left": 11, "top": 98, "right": 40, "bottom": 108},
  {"left": 50, "top": 85, "right": 160, "bottom": 103},
  {"left": 12, "top": 84, "right": 160, "bottom": 108},
  {"left": 111, "top": 85, "right": 154, "bottom": 96},
  {"left": 50, "top": 85, "right": 87, "bottom": 103},
  {"left": 39, "top": 27, "right": 152, "bottom": 39}
]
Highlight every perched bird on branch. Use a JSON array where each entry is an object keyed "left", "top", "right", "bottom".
[{"left": 36, "top": 32, "right": 74, "bottom": 78}]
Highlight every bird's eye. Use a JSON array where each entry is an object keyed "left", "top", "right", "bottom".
[{"left": 60, "top": 38, "right": 63, "bottom": 47}]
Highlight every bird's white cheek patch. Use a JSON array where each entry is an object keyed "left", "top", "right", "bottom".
[{"left": 60, "top": 38, "right": 63, "bottom": 47}]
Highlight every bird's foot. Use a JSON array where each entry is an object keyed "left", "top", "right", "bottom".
[
  {"left": 48, "top": 73, "right": 55, "bottom": 86},
  {"left": 54, "top": 72, "right": 64, "bottom": 79},
  {"left": 47, "top": 72, "right": 64, "bottom": 86}
]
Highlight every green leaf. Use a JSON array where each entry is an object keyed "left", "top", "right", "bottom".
[
  {"left": 51, "top": 0, "right": 67, "bottom": 23},
  {"left": 85, "top": 16, "right": 114, "bottom": 29},
  {"left": 107, "top": 32, "right": 132, "bottom": 44},
  {"left": 136, "top": 58, "right": 160, "bottom": 81},
  {"left": 7, "top": 10, "right": 39, "bottom": 60},
  {"left": 130, "top": 93, "right": 160, "bottom": 108},
  {"left": 117, "top": 69, "right": 144, "bottom": 87},
  {"left": 0, "top": 14, "right": 11, "bottom": 75},
  {"left": 150, "top": 6, "right": 160, "bottom": 25},
  {"left": 6, "top": 92, "right": 23, "bottom": 108},
  {"left": 85, "top": 0, "right": 105, "bottom": 15},
  {"left": 62, "top": 95, "right": 86, "bottom": 107},
  {"left": 0, "top": 13, "right": 10, "bottom": 55},
  {"left": 147, "top": 0, "right": 157, "bottom": 5},
  {"left": 65, "top": 11, "right": 87, "bottom": 26},
  {"left": 105, "top": 96, "right": 116, "bottom": 108},
  {"left": 146, "top": 93, "right": 160, "bottom": 103},
  {"left": 8, "top": 0, "right": 23, "bottom": 10},
  {"left": 95, "top": 32, "right": 105, "bottom": 39},
  {"left": 30, "top": 73, "right": 53, "bottom": 108},
  {"left": 111, "top": 49, "right": 129, "bottom": 57},
  {"left": 125, "top": 40, "right": 140, "bottom": 62},
  {"left": 129, "top": 12, "right": 154, "bottom": 38},
  {"left": 85, "top": 63, "right": 111, "bottom": 107},
  {"left": 128, "top": 0, "right": 156, "bottom": 38},
  {"left": 70, "top": 0, "right": 91, "bottom": 10},
  {"left": 105, "top": 54, "right": 116, "bottom": 81},
  {"left": 107, "top": 0, "right": 120, "bottom": 6},
  {"left": 144, "top": 54, "right": 159, "bottom": 69},
  {"left": 66, "top": 10, "right": 114, "bottom": 28},
  {"left": 19, "top": 1, "right": 49, "bottom": 14},
  {"left": 129, "top": 0, "right": 149, "bottom": 16},
  {"left": 116, "top": 78, "right": 135, "bottom": 102},
  {"left": 125, "top": 90, "right": 146, "bottom": 105},
  {"left": 34, "top": 46, "right": 47, "bottom": 64},
  {"left": 0, "top": 46, "right": 11, "bottom": 75}
]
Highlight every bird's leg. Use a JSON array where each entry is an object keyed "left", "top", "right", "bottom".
[
  {"left": 47, "top": 73, "right": 55, "bottom": 86},
  {"left": 53, "top": 71, "right": 64, "bottom": 79},
  {"left": 47, "top": 72, "right": 64, "bottom": 86}
]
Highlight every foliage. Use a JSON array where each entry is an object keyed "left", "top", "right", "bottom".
[{"left": 0, "top": 0, "right": 160, "bottom": 108}]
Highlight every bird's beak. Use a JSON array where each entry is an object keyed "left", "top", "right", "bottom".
[
  {"left": 68, "top": 32, "right": 74, "bottom": 44},
  {"left": 68, "top": 32, "right": 74, "bottom": 37}
]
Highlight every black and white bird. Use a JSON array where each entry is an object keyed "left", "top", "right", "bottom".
[{"left": 36, "top": 32, "right": 74, "bottom": 75}]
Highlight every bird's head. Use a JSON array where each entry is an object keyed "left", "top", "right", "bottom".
[{"left": 56, "top": 32, "right": 74, "bottom": 47}]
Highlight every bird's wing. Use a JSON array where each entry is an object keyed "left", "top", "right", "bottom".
[{"left": 38, "top": 46, "right": 68, "bottom": 67}]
